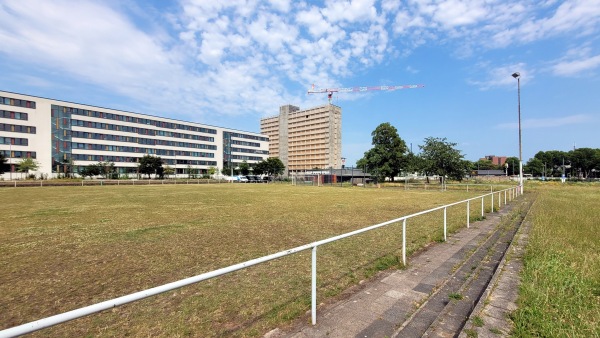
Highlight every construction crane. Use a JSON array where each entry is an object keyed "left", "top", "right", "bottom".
[{"left": 308, "top": 83, "right": 425, "bottom": 103}]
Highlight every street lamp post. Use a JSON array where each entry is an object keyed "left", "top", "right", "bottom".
[{"left": 512, "top": 72, "right": 523, "bottom": 194}]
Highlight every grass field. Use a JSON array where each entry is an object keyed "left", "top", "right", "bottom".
[
  {"left": 512, "top": 183, "right": 600, "bottom": 337},
  {"left": 0, "top": 183, "right": 505, "bottom": 337}
]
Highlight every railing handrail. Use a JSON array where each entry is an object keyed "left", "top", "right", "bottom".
[{"left": 0, "top": 186, "right": 519, "bottom": 338}]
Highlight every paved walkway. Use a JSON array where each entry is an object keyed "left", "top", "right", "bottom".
[
  {"left": 266, "top": 198, "right": 528, "bottom": 338},
  {"left": 459, "top": 208, "right": 532, "bottom": 337}
]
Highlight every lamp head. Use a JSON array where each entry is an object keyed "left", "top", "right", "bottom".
[{"left": 512, "top": 72, "right": 520, "bottom": 79}]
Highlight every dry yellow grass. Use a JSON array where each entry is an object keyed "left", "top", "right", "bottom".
[{"left": 0, "top": 184, "right": 499, "bottom": 337}]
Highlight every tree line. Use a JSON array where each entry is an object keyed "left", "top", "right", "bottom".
[
  {"left": 524, "top": 149, "right": 600, "bottom": 178},
  {"left": 356, "top": 123, "right": 469, "bottom": 182},
  {"left": 0, "top": 154, "right": 285, "bottom": 179},
  {"left": 356, "top": 122, "right": 600, "bottom": 182}
]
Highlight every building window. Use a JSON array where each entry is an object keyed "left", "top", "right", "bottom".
[
  {"left": 0, "top": 123, "right": 36, "bottom": 134},
  {"left": 0, "top": 96, "right": 36, "bottom": 109},
  {"left": 0, "top": 110, "right": 28, "bottom": 120}
]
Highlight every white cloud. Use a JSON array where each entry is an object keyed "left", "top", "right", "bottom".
[
  {"left": 0, "top": 0, "right": 188, "bottom": 109},
  {"left": 432, "top": 0, "right": 489, "bottom": 28},
  {"left": 496, "top": 114, "right": 591, "bottom": 129},
  {"left": 267, "top": 0, "right": 291, "bottom": 13},
  {"left": 296, "top": 7, "right": 332, "bottom": 38},
  {"left": 1, "top": 0, "right": 599, "bottom": 125},
  {"left": 489, "top": 0, "right": 600, "bottom": 48},
  {"left": 468, "top": 63, "right": 530, "bottom": 90},
  {"left": 406, "top": 66, "right": 419, "bottom": 74},
  {"left": 321, "top": 0, "right": 378, "bottom": 23},
  {"left": 551, "top": 47, "right": 600, "bottom": 76}
]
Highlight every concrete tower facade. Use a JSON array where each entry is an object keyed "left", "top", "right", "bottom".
[{"left": 260, "top": 104, "right": 341, "bottom": 174}]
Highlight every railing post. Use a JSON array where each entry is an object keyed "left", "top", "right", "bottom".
[
  {"left": 498, "top": 192, "right": 501, "bottom": 209},
  {"left": 504, "top": 190, "right": 507, "bottom": 205},
  {"left": 467, "top": 200, "right": 470, "bottom": 228},
  {"left": 481, "top": 196, "right": 484, "bottom": 217},
  {"left": 311, "top": 246, "right": 317, "bottom": 325},
  {"left": 402, "top": 219, "right": 406, "bottom": 266},
  {"left": 443, "top": 207, "right": 447, "bottom": 241},
  {"left": 491, "top": 193, "right": 494, "bottom": 212}
]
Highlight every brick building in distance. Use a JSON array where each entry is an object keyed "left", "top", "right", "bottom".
[{"left": 480, "top": 155, "right": 507, "bottom": 166}]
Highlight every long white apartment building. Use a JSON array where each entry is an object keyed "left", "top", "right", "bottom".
[{"left": 0, "top": 90, "right": 269, "bottom": 179}]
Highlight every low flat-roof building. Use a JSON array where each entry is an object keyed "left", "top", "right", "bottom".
[{"left": 0, "top": 90, "right": 269, "bottom": 179}]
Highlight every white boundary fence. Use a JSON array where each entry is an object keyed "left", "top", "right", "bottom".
[
  {"left": 0, "top": 179, "right": 221, "bottom": 188},
  {"left": 0, "top": 186, "right": 521, "bottom": 337}
]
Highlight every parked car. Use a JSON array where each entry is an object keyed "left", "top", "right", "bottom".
[{"left": 237, "top": 176, "right": 248, "bottom": 183}]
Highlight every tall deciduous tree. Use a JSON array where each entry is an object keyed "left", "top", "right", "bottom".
[
  {"left": 505, "top": 156, "right": 520, "bottom": 176},
  {"left": 80, "top": 164, "right": 101, "bottom": 178},
  {"left": 163, "top": 165, "right": 175, "bottom": 178},
  {"left": 239, "top": 161, "right": 250, "bottom": 175},
  {"left": 252, "top": 158, "right": 284, "bottom": 177},
  {"left": 265, "top": 157, "right": 285, "bottom": 177},
  {"left": 570, "top": 148, "right": 597, "bottom": 178},
  {"left": 418, "top": 137, "right": 467, "bottom": 181},
  {"left": 17, "top": 158, "right": 39, "bottom": 173},
  {"left": 207, "top": 166, "right": 217, "bottom": 177},
  {"left": 97, "top": 161, "right": 116, "bottom": 179},
  {"left": 253, "top": 161, "right": 266, "bottom": 175},
  {"left": 138, "top": 155, "right": 163, "bottom": 179},
  {"left": 357, "top": 122, "right": 408, "bottom": 182},
  {"left": 473, "top": 159, "right": 498, "bottom": 170},
  {"left": 524, "top": 158, "right": 544, "bottom": 176}
]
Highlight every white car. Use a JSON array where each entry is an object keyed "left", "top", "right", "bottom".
[{"left": 237, "top": 176, "right": 248, "bottom": 183}]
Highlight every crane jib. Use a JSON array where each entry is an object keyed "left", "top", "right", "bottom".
[{"left": 307, "top": 84, "right": 424, "bottom": 96}]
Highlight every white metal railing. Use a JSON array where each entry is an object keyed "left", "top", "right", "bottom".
[{"left": 0, "top": 186, "right": 520, "bottom": 337}]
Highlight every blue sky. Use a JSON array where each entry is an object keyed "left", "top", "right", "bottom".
[{"left": 1, "top": 0, "right": 599, "bottom": 165}]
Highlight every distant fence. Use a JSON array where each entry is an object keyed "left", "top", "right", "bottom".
[
  {"left": 0, "top": 178, "right": 249, "bottom": 188},
  {"left": 0, "top": 186, "right": 521, "bottom": 337}
]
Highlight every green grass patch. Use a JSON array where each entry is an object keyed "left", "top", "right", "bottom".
[
  {"left": 489, "top": 327, "right": 502, "bottom": 334},
  {"left": 0, "top": 184, "right": 496, "bottom": 337},
  {"left": 511, "top": 185, "right": 600, "bottom": 337},
  {"left": 464, "top": 328, "right": 478, "bottom": 337},
  {"left": 448, "top": 292, "right": 463, "bottom": 301}
]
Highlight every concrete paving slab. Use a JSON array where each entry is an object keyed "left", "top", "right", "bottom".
[
  {"left": 413, "top": 282, "right": 436, "bottom": 294},
  {"left": 381, "top": 304, "right": 409, "bottom": 324}
]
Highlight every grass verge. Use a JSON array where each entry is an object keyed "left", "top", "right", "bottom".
[{"left": 511, "top": 184, "right": 600, "bottom": 337}]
